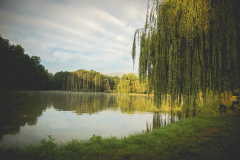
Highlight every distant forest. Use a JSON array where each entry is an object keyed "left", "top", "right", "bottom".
[
  {"left": 53, "top": 69, "right": 119, "bottom": 92},
  {"left": 0, "top": 35, "right": 148, "bottom": 93}
]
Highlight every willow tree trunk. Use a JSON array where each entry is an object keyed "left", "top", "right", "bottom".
[
  {"left": 95, "top": 75, "right": 96, "bottom": 92},
  {"left": 99, "top": 75, "right": 100, "bottom": 92},
  {"left": 87, "top": 73, "right": 88, "bottom": 90}
]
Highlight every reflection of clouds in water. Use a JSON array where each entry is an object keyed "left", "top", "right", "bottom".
[
  {"left": 48, "top": 121, "right": 70, "bottom": 130},
  {"left": 39, "top": 109, "right": 71, "bottom": 130},
  {"left": 35, "top": 108, "right": 153, "bottom": 142},
  {"left": 1, "top": 91, "right": 239, "bottom": 147}
]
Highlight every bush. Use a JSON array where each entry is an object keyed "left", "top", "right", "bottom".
[
  {"left": 104, "top": 90, "right": 112, "bottom": 93},
  {"left": 112, "top": 90, "right": 118, "bottom": 93}
]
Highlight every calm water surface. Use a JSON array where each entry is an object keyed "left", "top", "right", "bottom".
[{"left": 0, "top": 91, "right": 239, "bottom": 147}]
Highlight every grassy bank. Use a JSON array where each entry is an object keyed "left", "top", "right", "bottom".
[{"left": 1, "top": 114, "right": 240, "bottom": 160}]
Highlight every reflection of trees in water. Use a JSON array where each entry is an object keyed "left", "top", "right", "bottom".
[
  {"left": 51, "top": 92, "right": 118, "bottom": 115},
  {"left": 117, "top": 94, "right": 240, "bottom": 117},
  {"left": 218, "top": 99, "right": 240, "bottom": 115},
  {"left": 0, "top": 91, "right": 121, "bottom": 141},
  {"left": 160, "top": 96, "right": 239, "bottom": 117},
  {"left": 1, "top": 91, "right": 239, "bottom": 141},
  {"left": 145, "top": 96, "right": 240, "bottom": 132},
  {"left": 117, "top": 95, "right": 155, "bottom": 114},
  {"left": 146, "top": 112, "right": 179, "bottom": 132},
  {"left": 0, "top": 91, "right": 52, "bottom": 141}
]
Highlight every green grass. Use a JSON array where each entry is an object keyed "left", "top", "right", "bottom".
[{"left": 1, "top": 114, "right": 240, "bottom": 160}]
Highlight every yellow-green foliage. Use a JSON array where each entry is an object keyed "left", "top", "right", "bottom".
[
  {"left": 117, "top": 73, "right": 149, "bottom": 94},
  {"left": 53, "top": 69, "right": 119, "bottom": 92},
  {"left": 132, "top": 0, "right": 240, "bottom": 106}
]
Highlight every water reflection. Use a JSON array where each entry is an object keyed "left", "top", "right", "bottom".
[
  {"left": 0, "top": 91, "right": 52, "bottom": 142},
  {"left": 145, "top": 96, "right": 239, "bottom": 131},
  {"left": 0, "top": 91, "right": 239, "bottom": 146},
  {"left": 51, "top": 92, "right": 119, "bottom": 114},
  {"left": 117, "top": 95, "right": 155, "bottom": 114},
  {"left": 146, "top": 112, "right": 179, "bottom": 132}
]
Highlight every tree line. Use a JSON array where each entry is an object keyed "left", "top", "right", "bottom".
[
  {"left": 0, "top": 35, "right": 149, "bottom": 93},
  {"left": 0, "top": 35, "right": 122, "bottom": 92},
  {"left": 53, "top": 70, "right": 120, "bottom": 92}
]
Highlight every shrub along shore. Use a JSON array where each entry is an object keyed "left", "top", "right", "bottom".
[{"left": 1, "top": 113, "right": 240, "bottom": 160}]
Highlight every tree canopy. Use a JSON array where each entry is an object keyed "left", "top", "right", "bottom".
[
  {"left": 0, "top": 35, "right": 53, "bottom": 91},
  {"left": 132, "top": 0, "right": 240, "bottom": 106},
  {"left": 117, "top": 73, "right": 149, "bottom": 94},
  {"left": 53, "top": 69, "right": 119, "bottom": 92}
]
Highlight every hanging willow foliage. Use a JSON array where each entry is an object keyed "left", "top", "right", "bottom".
[{"left": 132, "top": 0, "right": 240, "bottom": 106}]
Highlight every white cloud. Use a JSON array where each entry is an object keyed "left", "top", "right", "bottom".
[
  {"left": 0, "top": 0, "right": 148, "bottom": 74},
  {"left": 52, "top": 51, "right": 74, "bottom": 62}
]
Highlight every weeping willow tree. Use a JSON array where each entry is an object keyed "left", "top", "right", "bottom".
[{"left": 132, "top": 0, "right": 240, "bottom": 106}]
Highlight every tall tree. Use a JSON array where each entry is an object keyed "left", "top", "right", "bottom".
[{"left": 132, "top": 0, "right": 240, "bottom": 106}]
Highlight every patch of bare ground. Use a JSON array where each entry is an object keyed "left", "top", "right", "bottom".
[
  {"left": 197, "top": 126, "right": 226, "bottom": 140},
  {"left": 202, "top": 137, "right": 214, "bottom": 140}
]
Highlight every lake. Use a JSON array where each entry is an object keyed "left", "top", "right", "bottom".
[{"left": 0, "top": 91, "right": 239, "bottom": 147}]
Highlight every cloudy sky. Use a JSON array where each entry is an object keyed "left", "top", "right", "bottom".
[{"left": 0, "top": 0, "right": 148, "bottom": 75}]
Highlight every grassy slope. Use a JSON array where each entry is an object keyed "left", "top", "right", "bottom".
[{"left": 1, "top": 114, "right": 240, "bottom": 160}]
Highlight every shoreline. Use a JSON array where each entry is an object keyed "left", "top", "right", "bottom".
[{"left": 1, "top": 113, "right": 239, "bottom": 159}]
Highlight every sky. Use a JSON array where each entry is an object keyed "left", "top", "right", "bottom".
[{"left": 0, "top": 0, "right": 148, "bottom": 76}]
